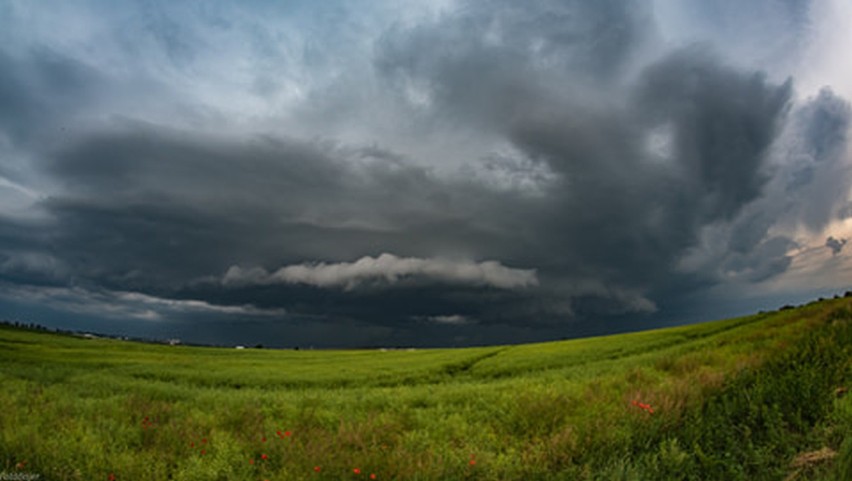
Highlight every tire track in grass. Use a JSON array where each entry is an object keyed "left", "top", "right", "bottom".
[{"left": 439, "top": 347, "right": 511, "bottom": 377}]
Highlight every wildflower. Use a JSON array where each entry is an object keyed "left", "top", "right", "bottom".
[
  {"left": 190, "top": 442, "right": 195, "bottom": 448},
  {"left": 469, "top": 459, "right": 477, "bottom": 466},
  {"left": 249, "top": 459, "right": 255, "bottom": 465},
  {"left": 202, "top": 438, "right": 208, "bottom": 444},
  {"left": 261, "top": 454, "right": 268, "bottom": 460},
  {"left": 370, "top": 474, "right": 377, "bottom": 479},
  {"left": 108, "top": 474, "right": 116, "bottom": 481},
  {"left": 262, "top": 436, "right": 267, "bottom": 442},
  {"left": 353, "top": 468, "right": 361, "bottom": 474},
  {"left": 284, "top": 431, "right": 292, "bottom": 437},
  {"left": 141, "top": 417, "right": 155, "bottom": 430},
  {"left": 200, "top": 449, "right": 207, "bottom": 456},
  {"left": 15, "top": 461, "right": 27, "bottom": 469},
  {"left": 314, "top": 466, "right": 322, "bottom": 473},
  {"left": 276, "top": 430, "right": 282, "bottom": 437}
]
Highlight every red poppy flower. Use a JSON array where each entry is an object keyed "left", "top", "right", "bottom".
[
  {"left": 284, "top": 431, "right": 292, "bottom": 437},
  {"left": 249, "top": 459, "right": 255, "bottom": 465},
  {"left": 276, "top": 430, "right": 282, "bottom": 437},
  {"left": 262, "top": 436, "right": 267, "bottom": 442},
  {"left": 261, "top": 454, "right": 268, "bottom": 460},
  {"left": 353, "top": 468, "right": 361, "bottom": 474},
  {"left": 314, "top": 466, "right": 321, "bottom": 473},
  {"left": 469, "top": 459, "right": 477, "bottom": 466},
  {"left": 370, "top": 474, "right": 377, "bottom": 479},
  {"left": 201, "top": 438, "right": 208, "bottom": 444},
  {"left": 190, "top": 442, "right": 195, "bottom": 448},
  {"left": 200, "top": 449, "right": 206, "bottom": 456},
  {"left": 108, "top": 474, "right": 116, "bottom": 481}
]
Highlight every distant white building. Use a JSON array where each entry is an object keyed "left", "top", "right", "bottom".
[{"left": 235, "top": 345, "right": 245, "bottom": 349}]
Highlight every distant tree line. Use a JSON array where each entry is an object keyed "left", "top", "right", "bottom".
[{"left": 0, "top": 320, "right": 54, "bottom": 331}]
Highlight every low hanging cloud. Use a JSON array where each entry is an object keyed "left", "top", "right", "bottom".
[
  {"left": 420, "top": 314, "right": 474, "bottom": 325},
  {"left": 825, "top": 236, "right": 847, "bottom": 255},
  {"left": 222, "top": 253, "right": 539, "bottom": 290},
  {"left": 0, "top": 282, "right": 287, "bottom": 322}
]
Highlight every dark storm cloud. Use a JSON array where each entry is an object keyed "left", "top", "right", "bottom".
[
  {"left": 21, "top": 50, "right": 791, "bottom": 329},
  {"left": 497, "top": 47, "right": 791, "bottom": 296},
  {"left": 0, "top": 48, "right": 104, "bottom": 145},
  {"left": 0, "top": 0, "right": 850, "bottom": 346},
  {"left": 634, "top": 49, "right": 792, "bottom": 220},
  {"left": 374, "top": 0, "right": 792, "bottom": 298},
  {"left": 783, "top": 88, "right": 852, "bottom": 232},
  {"left": 826, "top": 236, "right": 847, "bottom": 256},
  {"left": 722, "top": 236, "right": 798, "bottom": 282},
  {"left": 659, "top": 86, "right": 851, "bottom": 292},
  {"left": 687, "top": 87, "right": 852, "bottom": 287},
  {"left": 37, "top": 127, "right": 468, "bottom": 282},
  {"left": 374, "top": 0, "right": 654, "bottom": 129},
  {"left": 180, "top": 279, "right": 544, "bottom": 329},
  {"left": 0, "top": 123, "right": 550, "bottom": 328}
]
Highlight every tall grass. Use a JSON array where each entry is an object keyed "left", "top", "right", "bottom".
[
  {"left": 0, "top": 298, "right": 849, "bottom": 480},
  {"left": 587, "top": 303, "right": 852, "bottom": 480}
]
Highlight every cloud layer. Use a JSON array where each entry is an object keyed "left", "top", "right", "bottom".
[{"left": 0, "top": 0, "right": 850, "bottom": 346}]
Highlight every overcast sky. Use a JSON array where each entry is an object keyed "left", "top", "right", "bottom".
[{"left": 1, "top": 0, "right": 851, "bottom": 347}]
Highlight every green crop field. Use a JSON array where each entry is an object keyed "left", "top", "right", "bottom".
[{"left": 1, "top": 298, "right": 851, "bottom": 480}]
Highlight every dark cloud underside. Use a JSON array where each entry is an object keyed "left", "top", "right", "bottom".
[{"left": 0, "top": 0, "right": 850, "bottom": 346}]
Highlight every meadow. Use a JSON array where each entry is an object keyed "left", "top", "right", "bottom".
[{"left": 1, "top": 297, "right": 850, "bottom": 480}]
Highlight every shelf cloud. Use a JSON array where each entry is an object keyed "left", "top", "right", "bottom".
[
  {"left": 222, "top": 254, "right": 538, "bottom": 290},
  {"left": 0, "top": 0, "right": 850, "bottom": 346}
]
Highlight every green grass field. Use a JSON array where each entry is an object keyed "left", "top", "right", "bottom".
[{"left": 1, "top": 297, "right": 850, "bottom": 480}]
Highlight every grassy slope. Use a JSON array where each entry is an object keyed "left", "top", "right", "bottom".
[{"left": 0, "top": 298, "right": 850, "bottom": 480}]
